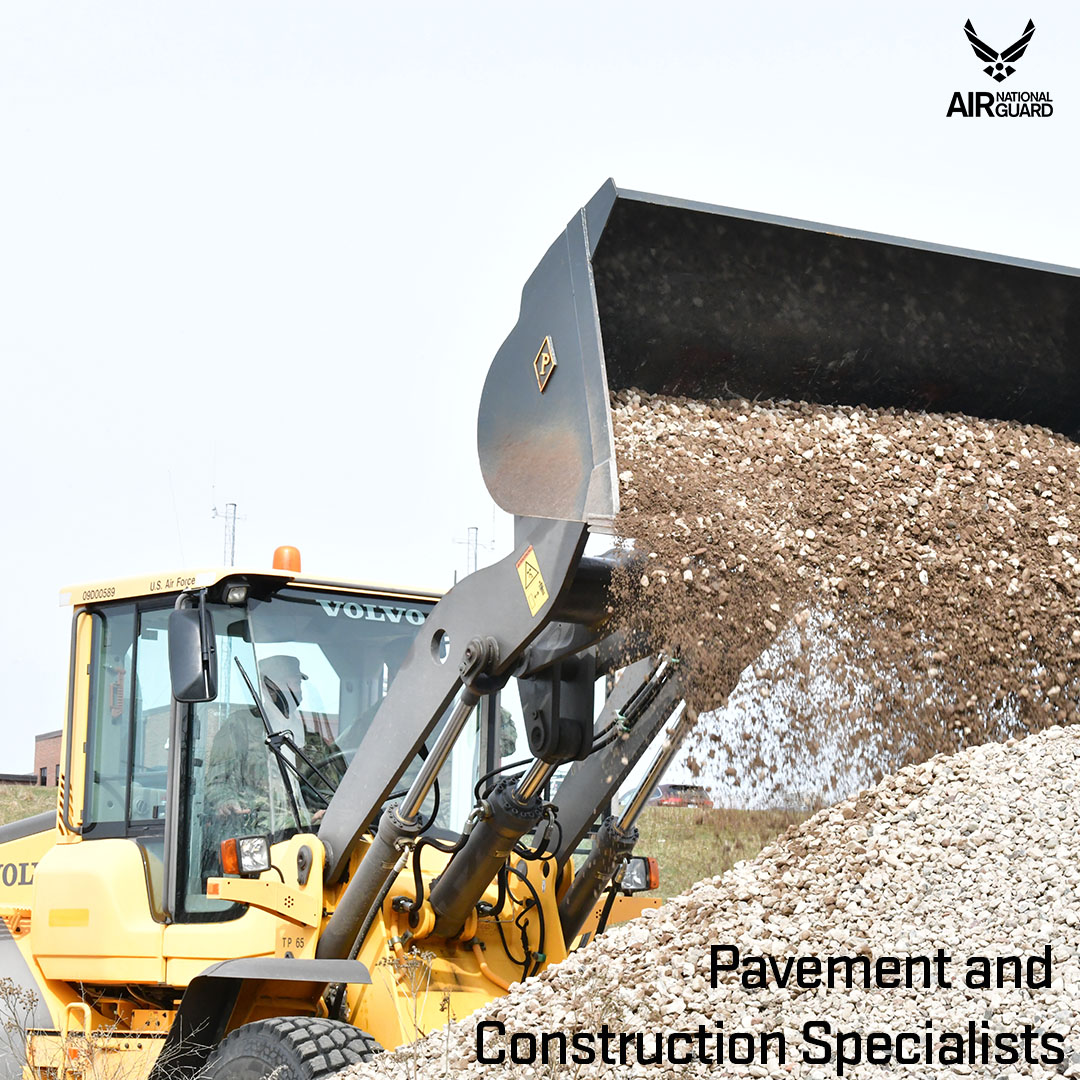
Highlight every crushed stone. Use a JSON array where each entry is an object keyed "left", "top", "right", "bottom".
[{"left": 339, "top": 724, "right": 1080, "bottom": 1078}]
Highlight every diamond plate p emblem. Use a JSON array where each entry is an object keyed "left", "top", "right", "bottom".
[{"left": 534, "top": 336, "right": 556, "bottom": 393}]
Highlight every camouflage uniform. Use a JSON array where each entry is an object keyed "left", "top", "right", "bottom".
[
  {"left": 204, "top": 708, "right": 347, "bottom": 834},
  {"left": 202, "top": 706, "right": 291, "bottom": 878}
]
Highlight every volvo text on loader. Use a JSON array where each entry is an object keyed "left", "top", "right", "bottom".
[{"left": 1, "top": 180, "right": 1076, "bottom": 1078}]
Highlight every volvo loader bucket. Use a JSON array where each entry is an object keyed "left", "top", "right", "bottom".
[{"left": 478, "top": 180, "right": 1080, "bottom": 532}]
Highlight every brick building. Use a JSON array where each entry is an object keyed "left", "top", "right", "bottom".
[{"left": 34, "top": 730, "right": 62, "bottom": 787}]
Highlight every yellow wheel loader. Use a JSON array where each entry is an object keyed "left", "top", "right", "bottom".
[{"left": 1, "top": 181, "right": 1076, "bottom": 1079}]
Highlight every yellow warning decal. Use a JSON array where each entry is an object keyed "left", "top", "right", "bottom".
[{"left": 516, "top": 545, "right": 549, "bottom": 616}]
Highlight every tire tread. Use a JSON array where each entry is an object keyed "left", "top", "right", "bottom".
[{"left": 204, "top": 1015, "right": 381, "bottom": 1078}]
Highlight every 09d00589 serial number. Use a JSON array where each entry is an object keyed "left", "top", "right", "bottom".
[{"left": 80, "top": 587, "right": 116, "bottom": 601}]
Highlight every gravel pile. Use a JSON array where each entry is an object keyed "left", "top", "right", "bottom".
[
  {"left": 609, "top": 390, "right": 1080, "bottom": 802},
  {"left": 340, "top": 724, "right": 1080, "bottom": 1079}
]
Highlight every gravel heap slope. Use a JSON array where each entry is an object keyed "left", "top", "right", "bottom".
[
  {"left": 610, "top": 390, "right": 1080, "bottom": 801},
  {"left": 340, "top": 724, "right": 1080, "bottom": 1079}
]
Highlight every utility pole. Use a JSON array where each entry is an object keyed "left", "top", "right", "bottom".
[
  {"left": 210, "top": 500, "right": 238, "bottom": 714},
  {"left": 454, "top": 524, "right": 482, "bottom": 581},
  {"left": 467, "top": 525, "right": 478, "bottom": 576},
  {"left": 223, "top": 502, "right": 237, "bottom": 567},
  {"left": 212, "top": 502, "right": 238, "bottom": 566}
]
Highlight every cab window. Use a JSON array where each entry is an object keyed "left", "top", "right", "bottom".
[{"left": 84, "top": 603, "right": 171, "bottom": 835}]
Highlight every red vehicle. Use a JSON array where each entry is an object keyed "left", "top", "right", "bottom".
[{"left": 646, "top": 783, "right": 714, "bottom": 808}]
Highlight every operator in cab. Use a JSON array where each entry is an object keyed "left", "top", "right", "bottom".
[{"left": 202, "top": 654, "right": 346, "bottom": 871}]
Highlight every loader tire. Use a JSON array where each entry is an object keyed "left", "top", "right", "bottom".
[{"left": 203, "top": 1015, "right": 382, "bottom": 1079}]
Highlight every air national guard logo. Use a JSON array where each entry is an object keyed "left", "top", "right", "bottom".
[
  {"left": 946, "top": 18, "right": 1052, "bottom": 118},
  {"left": 963, "top": 18, "right": 1035, "bottom": 82}
]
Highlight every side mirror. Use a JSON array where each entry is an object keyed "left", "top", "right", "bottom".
[{"left": 169, "top": 596, "right": 218, "bottom": 703}]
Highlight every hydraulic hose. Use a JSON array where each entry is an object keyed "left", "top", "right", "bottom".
[{"left": 472, "top": 942, "right": 513, "bottom": 991}]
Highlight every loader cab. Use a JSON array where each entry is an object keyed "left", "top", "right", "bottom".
[
  {"left": 163, "top": 578, "right": 453, "bottom": 922},
  {"left": 54, "top": 569, "right": 505, "bottom": 935}
]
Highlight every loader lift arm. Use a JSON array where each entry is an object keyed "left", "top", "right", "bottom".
[{"left": 315, "top": 516, "right": 591, "bottom": 957}]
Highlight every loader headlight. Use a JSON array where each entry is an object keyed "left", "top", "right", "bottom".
[
  {"left": 224, "top": 584, "right": 249, "bottom": 605},
  {"left": 221, "top": 835, "right": 271, "bottom": 877},
  {"left": 619, "top": 855, "right": 659, "bottom": 894}
]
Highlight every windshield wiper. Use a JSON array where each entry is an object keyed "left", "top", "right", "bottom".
[{"left": 233, "top": 657, "right": 336, "bottom": 824}]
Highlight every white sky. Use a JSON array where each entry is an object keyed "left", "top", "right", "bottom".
[{"left": 2, "top": 1, "right": 1077, "bottom": 772}]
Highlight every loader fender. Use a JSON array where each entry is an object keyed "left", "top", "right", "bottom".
[{"left": 147, "top": 957, "right": 371, "bottom": 1079}]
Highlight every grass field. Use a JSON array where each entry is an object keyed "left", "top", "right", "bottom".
[
  {"left": 634, "top": 805, "right": 809, "bottom": 897},
  {"left": 0, "top": 783, "right": 56, "bottom": 827}
]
